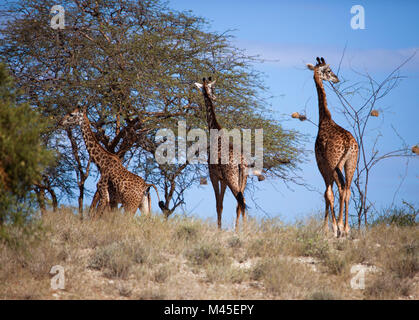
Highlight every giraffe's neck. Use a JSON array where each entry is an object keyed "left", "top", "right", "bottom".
[
  {"left": 203, "top": 93, "right": 222, "bottom": 130},
  {"left": 80, "top": 114, "right": 116, "bottom": 172},
  {"left": 314, "top": 72, "right": 332, "bottom": 123}
]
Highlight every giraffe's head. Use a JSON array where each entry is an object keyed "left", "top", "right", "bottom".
[
  {"left": 194, "top": 77, "right": 217, "bottom": 101},
  {"left": 61, "top": 108, "right": 84, "bottom": 127},
  {"left": 307, "top": 57, "right": 339, "bottom": 83}
]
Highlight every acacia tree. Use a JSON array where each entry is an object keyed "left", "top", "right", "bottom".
[{"left": 1, "top": 0, "right": 304, "bottom": 215}]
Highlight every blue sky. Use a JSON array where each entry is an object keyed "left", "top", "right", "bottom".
[{"left": 157, "top": 0, "right": 418, "bottom": 227}]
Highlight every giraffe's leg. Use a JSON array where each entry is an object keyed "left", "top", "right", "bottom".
[
  {"left": 336, "top": 187, "right": 346, "bottom": 238},
  {"left": 325, "top": 182, "right": 338, "bottom": 237},
  {"left": 210, "top": 171, "right": 224, "bottom": 229},
  {"left": 95, "top": 177, "right": 110, "bottom": 219},
  {"left": 147, "top": 191, "right": 151, "bottom": 215},
  {"left": 108, "top": 180, "right": 118, "bottom": 211},
  {"left": 323, "top": 190, "right": 330, "bottom": 233},
  {"left": 219, "top": 181, "right": 227, "bottom": 227},
  {"left": 316, "top": 151, "right": 335, "bottom": 235},
  {"left": 139, "top": 189, "right": 151, "bottom": 216},
  {"left": 344, "top": 187, "right": 351, "bottom": 235},
  {"left": 242, "top": 196, "right": 247, "bottom": 225},
  {"left": 235, "top": 203, "right": 240, "bottom": 231},
  {"left": 123, "top": 201, "right": 137, "bottom": 216},
  {"left": 334, "top": 170, "right": 346, "bottom": 238},
  {"left": 235, "top": 196, "right": 246, "bottom": 232},
  {"left": 214, "top": 181, "right": 227, "bottom": 229},
  {"left": 90, "top": 176, "right": 115, "bottom": 216},
  {"left": 227, "top": 185, "right": 246, "bottom": 231},
  {"left": 239, "top": 163, "right": 248, "bottom": 231},
  {"left": 343, "top": 155, "right": 357, "bottom": 235},
  {"left": 89, "top": 189, "right": 100, "bottom": 215}
]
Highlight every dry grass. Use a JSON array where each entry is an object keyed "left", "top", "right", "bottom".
[{"left": 0, "top": 209, "right": 417, "bottom": 300}]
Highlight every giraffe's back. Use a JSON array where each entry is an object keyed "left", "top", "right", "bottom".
[{"left": 315, "top": 120, "right": 358, "bottom": 169}]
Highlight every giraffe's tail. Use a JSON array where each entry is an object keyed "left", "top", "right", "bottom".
[
  {"left": 146, "top": 184, "right": 169, "bottom": 214},
  {"left": 236, "top": 164, "right": 247, "bottom": 211},
  {"left": 234, "top": 192, "right": 246, "bottom": 211},
  {"left": 335, "top": 168, "right": 346, "bottom": 187}
]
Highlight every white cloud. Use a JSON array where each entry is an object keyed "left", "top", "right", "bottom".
[{"left": 235, "top": 40, "right": 419, "bottom": 72}]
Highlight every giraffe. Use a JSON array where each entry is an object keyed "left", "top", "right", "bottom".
[
  {"left": 62, "top": 108, "right": 166, "bottom": 218},
  {"left": 194, "top": 77, "right": 264, "bottom": 230},
  {"left": 307, "top": 57, "right": 359, "bottom": 237}
]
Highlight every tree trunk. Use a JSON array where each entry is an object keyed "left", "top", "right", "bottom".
[
  {"left": 49, "top": 188, "right": 58, "bottom": 212},
  {"left": 36, "top": 187, "right": 47, "bottom": 216},
  {"left": 78, "top": 184, "right": 84, "bottom": 220}
]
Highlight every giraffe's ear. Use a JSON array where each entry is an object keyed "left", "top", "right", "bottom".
[
  {"left": 194, "top": 82, "right": 203, "bottom": 89},
  {"left": 307, "top": 63, "right": 315, "bottom": 70}
]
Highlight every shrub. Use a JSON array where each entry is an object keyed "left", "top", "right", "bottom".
[
  {"left": 365, "top": 274, "right": 413, "bottom": 299},
  {"left": 251, "top": 258, "right": 310, "bottom": 296},
  {"left": 323, "top": 253, "right": 349, "bottom": 276},
  {"left": 175, "top": 223, "right": 199, "bottom": 242},
  {"left": 88, "top": 240, "right": 148, "bottom": 279},
  {"left": 295, "top": 225, "right": 330, "bottom": 260},
  {"left": 385, "top": 244, "right": 418, "bottom": 279},
  {"left": 185, "top": 243, "right": 228, "bottom": 267},
  {"left": 371, "top": 202, "right": 418, "bottom": 227},
  {"left": 153, "top": 266, "right": 170, "bottom": 283},
  {"left": 227, "top": 236, "right": 242, "bottom": 249},
  {"left": 117, "top": 284, "right": 133, "bottom": 297},
  {"left": 308, "top": 290, "right": 339, "bottom": 300}
]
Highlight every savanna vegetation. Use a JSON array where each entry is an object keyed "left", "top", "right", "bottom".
[
  {"left": 0, "top": 210, "right": 417, "bottom": 299},
  {"left": 0, "top": 0, "right": 417, "bottom": 300}
]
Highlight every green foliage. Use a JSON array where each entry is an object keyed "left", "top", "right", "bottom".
[
  {"left": 0, "top": 63, "right": 54, "bottom": 239},
  {"left": 295, "top": 222, "right": 330, "bottom": 259},
  {"left": 371, "top": 202, "right": 418, "bottom": 227}
]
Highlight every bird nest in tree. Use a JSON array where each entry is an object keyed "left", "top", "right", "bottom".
[
  {"left": 370, "top": 110, "right": 379, "bottom": 117},
  {"left": 252, "top": 169, "right": 266, "bottom": 181},
  {"left": 412, "top": 145, "right": 419, "bottom": 155},
  {"left": 291, "top": 112, "right": 307, "bottom": 121},
  {"left": 200, "top": 177, "right": 208, "bottom": 185},
  {"left": 257, "top": 175, "right": 265, "bottom": 182}
]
